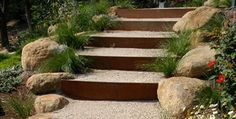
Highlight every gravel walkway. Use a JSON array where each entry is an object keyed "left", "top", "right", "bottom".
[{"left": 52, "top": 98, "right": 163, "bottom": 119}]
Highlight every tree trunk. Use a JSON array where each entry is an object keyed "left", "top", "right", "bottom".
[
  {"left": 25, "top": 0, "right": 33, "bottom": 31},
  {"left": 0, "top": 0, "right": 10, "bottom": 49}
]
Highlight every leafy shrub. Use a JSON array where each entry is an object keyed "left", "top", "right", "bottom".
[
  {"left": 15, "top": 26, "right": 48, "bottom": 52},
  {"left": 148, "top": 56, "right": 178, "bottom": 77},
  {"left": 38, "top": 48, "right": 89, "bottom": 74},
  {"left": 70, "top": 0, "right": 113, "bottom": 32},
  {"left": 0, "top": 54, "right": 21, "bottom": 70},
  {"left": 0, "top": 65, "right": 22, "bottom": 93},
  {"left": 5, "top": 93, "right": 34, "bottom": 119},
  {"left": 163, "top": 31, "right": 192, "bottom": 57},
  {"left": 209, "top": 24, "right": 236, "bottom": 111}
]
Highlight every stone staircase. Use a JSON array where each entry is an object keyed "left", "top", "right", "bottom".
[{"left": 61, "top": 8, "right": 194, "bottom": 100}]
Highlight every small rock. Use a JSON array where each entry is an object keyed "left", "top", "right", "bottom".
[
  {"left": 175, "top": 46, "right": 216, "bottom": 78},
  {"left": 173, "top": 6, "right": 220, "bottom": 32},
  {"left": 108, "top": 6, "right": 119, "bottom": 16},
  {"left": 34, "top": 94, "right": 69, "bottom": 113},
  {"left": 26, "top": 73, "right": 75, "bottom": 94},
  {"left": 48, "top": 25, "right": 58, "bottom": 36},
  {"left": 157, "top": 77, "right": 207, "bottom": 117}
]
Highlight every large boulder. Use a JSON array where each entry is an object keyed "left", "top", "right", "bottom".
[
  {"left": 173, "top": 6, "right": 220, "bottom": 32},
  {"left": 157, "top": 77, "right": 207, "bottom": 117},
  {"left": 26, "top": 73, "right": 75, "bottom": 94},
  {"left": 175, "top": 46, "right": 215, "bottom": 78},
  {"left": 34, "top": 94, "right": 69, "bottom": 113},
  {"left": 21, "top": 38, "right": 66, "bottom": 71}
]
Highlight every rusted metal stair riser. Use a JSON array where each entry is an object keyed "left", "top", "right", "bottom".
[
  {"left": 112, "top": 21, "right": 176, "bottom": 31},
  {"left": 61, "top": 80, "right": 158, "bottom": 100},
  {"left": 88, "top": 37, "right": 168, "bottom": 48},
  {"left": 116, "top": 8, "right": 195, "bottom": 18}
]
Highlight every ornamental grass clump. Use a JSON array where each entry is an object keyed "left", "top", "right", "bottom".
[
  {"left": 148, "top": 31, "right": 192, "bottom": 77},
  {"left": 5, "top": 93, "right": 34, "bottom": 119},
  {"left": 37, "top": 48, "right": 89, "bottom": 74}
]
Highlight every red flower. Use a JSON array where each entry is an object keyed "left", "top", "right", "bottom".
[
  {"left": 216, "top": 74, "right": 225, "bottom": 84},
  {"left": 208, "top": 61, "right": 216, "bottom": 68}
]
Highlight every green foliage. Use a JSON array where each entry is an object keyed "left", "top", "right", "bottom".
[
  {"left": 148, "top": 56, "right": 179, "bottom": 77},
  {"left": 5, "top": 94, "right": 34, "bottom": 119},
  {"left": 70, "top": 0, "right": 113, "bottom": 32},
  {"left": 209, "top": 24, "right": 236, "bottom": 111},
  {"left": 16, "top": 26, "right": 48, "bottom": 51},
  {"left": 149, "top": 31, "right": 192, "bottom": 77},
  {"left": 213, "top": 0, "right": 231, "bottom": 7},
  {"left": 0, "top": 54, "right": 9, "bottom": 62},
  {"left": 38, "top": 48, "right": 89, "bottom": 74},
  {"left": 93, "top": 15, "right": 116, "bottom": 31},
  {"left": 195, "top": 87, "right": 220, "bottom": 106},
  {"left": 163, "top": 31, "right": 192, "bottom": 57},
  {"left": 0, "top": 54, "right": 21, "bottom": 70},
  {"left": 0, "top": 65, "right": 22, "bottom": 93},
  {"left": 202, "top": 13, "right": 225, "bottom": 32},
  {"left": 116, "top": 0, "right": 135, "bottom": 8},
  {"left": 175, "top": 0, "right": 206, "bottom": 7},
  {"left": 55, "top": 23, "right": 89, "bottom": 49}
]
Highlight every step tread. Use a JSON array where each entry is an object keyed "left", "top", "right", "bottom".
[
  {"left": 71, "top": 70, "right": 165, "bottom": 83},
  {"left": 52, "top": 99, "right": 162, "bottom": 119},
  {"left": 115, "top": 18, "right": 180, "bottom": 22},
  {"left": 91, "top": 31, "right": 175, "bottom": 38},
  {"left": 77, "top": 47, "right": 165, "bottom": 57}
]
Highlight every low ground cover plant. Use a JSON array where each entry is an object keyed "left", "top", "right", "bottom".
[{"left": 0, "top": 65, "right": 22, "bottom": 93}]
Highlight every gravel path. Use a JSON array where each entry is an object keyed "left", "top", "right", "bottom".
[{"left": 52, "top": 98, "right": 163, "bottom": 119}]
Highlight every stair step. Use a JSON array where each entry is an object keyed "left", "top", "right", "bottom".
[
  {"left": 112, "top": 18, "right": 179, "bottom": 31},
  {"left": 52, "top": 99, "right": 162, "bottom": 119},
  {"left": 62, "top": 70, "right": 165, "bottom": 100},
  {"left": 89, "top": 31, "right": 175, "bottom": 48},
  {"left": 116, "top": 7, "right": 195, "bottom": 18},
  {"left": 77, "top": 47, "right": 165, "bottom": 71}
]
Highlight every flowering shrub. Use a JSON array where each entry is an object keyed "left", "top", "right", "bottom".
[{"left": 209, "top": 24, "right": 236, "bottom": 113}]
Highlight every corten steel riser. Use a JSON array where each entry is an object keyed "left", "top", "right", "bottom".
[
  {"left": 112, "top": 20, "right": 176, "bottom": 31},
  {"left": 61, "top": 80, "right": 158, "bottom": 100},
  {"left": 116, "top": 8, "right": 195, "bottom": 18},
  {"left": 85, "top": 56, "right": 156, "bottom": 71},
  {"left": 88, "top": 37, "right": 168, "bottom": 48}
]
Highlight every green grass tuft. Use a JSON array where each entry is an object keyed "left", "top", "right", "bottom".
[
  {"left": 37, "top": 48, "right": 89, "bottom": 74},
  {"left": 163, "top": 31, "right": 192, "bottom": 57},
  {"left": 148, "top": 56, "right": 179, "bottom": 77},
  {"left": 5, "top": 93, "right": 34, "bottom": 119},
  {"left": 55, "top": 23, "right": 90, "bottom": 49}
]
